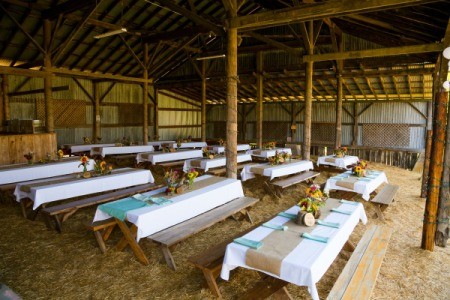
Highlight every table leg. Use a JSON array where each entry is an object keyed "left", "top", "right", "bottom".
[
  {"left": 239, "top": 274, "right": 291, "bottom": 300},
  {"left": 160, "top": 244, "right": 177, "bottom": 270},
  {"left": 114, "top": 219, "right": 149, "bottom": 266}
]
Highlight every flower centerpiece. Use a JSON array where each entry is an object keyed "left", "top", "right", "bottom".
[
  {"left": 57, "top": 149, "right": 64, "bottom": 160},
  {"left": 176, "top": 137, "right": 182, "bottom": 148},
  {"left": 164, "top": 169, "right": 184, "bottom": 195},
  {"left": 352, "top": 160, "right": 368, "bottom": 177},
  {"left": 333, "top": 146, "right": 347, "bottom": 158},
  {"left": 82, "top": 137, "right": 91, "bottom": 144},
  {"left": 93, "top": 160, "right": 112, "bottom": 176},
  {"left": 24, "top": 152, "right": 34, "bottom": 164},
  {"left": 78, "top": 155, "right": 90, "bottom": 178},
  {"left": 218, "top": 138, "right": 225, "bottom": 146},
  {"left": 282, "top": 151, "right": 292, "bottom": 163},
  {"left": 202, "top": 148, "right": 216, "bottom": 159},
  {"left": 268, "top": 150, "right": 286, "bottom": 165},
  {"left": 186, "top": 169, "right": 199, "bottom": 189},
  {"left": 297, "top": 184, "right": 328, "bottom": 219},
  {"left": 263, "top": 141, "right": 276, "bottom": 150}
]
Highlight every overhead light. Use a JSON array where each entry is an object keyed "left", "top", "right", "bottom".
[
  {"left": 196, "top": 54, "right": 226, "bottom": 61},
  {"left": 443, "top": 46, "right": 450, "bottom": 60},
  {"left": 94, "top": 28, "right": 127, "bottom": 39}
]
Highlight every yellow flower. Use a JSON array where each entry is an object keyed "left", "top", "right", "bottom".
[
  {"left": 355, "top": 166, "right": 362, "bottom": 172},
  {"left": 100, "top": 161, "right": 106, "bottom": 170}
]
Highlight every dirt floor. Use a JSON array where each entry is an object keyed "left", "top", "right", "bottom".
[{"left": 0, "top": 159, "right": 449, "bottom": 299}]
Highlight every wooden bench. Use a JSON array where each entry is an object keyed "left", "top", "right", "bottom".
[
  {"left": 85, "top": 218, "right": 117, "bottom": 253},
  {"left": 148, "top": 196, "right": 258, "bottom": 270},
  {"left": 109, "top": 154, "right": 137, "bottom": 166},
  {"left": 370, "top": 184, "right": 399, "bottom": 222},
  {"left": 42, "top": 182, "right": 164, "bottom": 232},
  {"left": 327, "top": 225, "right": 392, "bottom": 300},
  {"left": 267, "top": 170, "right": 320, "bottom": 198},
  {"left": 206, "top": 162, "right": 257, "bottom": 176}
]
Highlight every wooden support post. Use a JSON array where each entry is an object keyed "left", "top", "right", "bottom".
[
  {"left": 335, "top": 72, "right": 343, "bottom": 148},
  {"left": 93, "top": 81, "right": 101, "bottom": 141},
  {"left": 437, "top": 91, "right": 449, "bottom": 247},
  {"left": 302, "top": 21, "right": 314, "bottom": 160},
  {"left": 241, "top": 104, "right": 247, "bottom": 141},
  {"left": 225, "top": 2, "right": 238, "bottom": 179},
  {"left": 421, "top": 100, "right": 433, "bottom": 198},
  {"left": 201, "top": 60, "right": 206, "bottom": 142},
  {"left": 1, "top": 74, "right": 10, "bottom": 121},
  {"left": 143, "top": 43, "right": 149, "bottom": 144},
  {"left": 154, "top": 88, "right": 159, "bottom": 140},
  {"left": 256, "top": 51, "right": 263, "bottom": 148},
  {"left": 43, "top": 19, "right": 54, "bottom": 133},
  {"left": 290, "top": 102, "right": 295, "bottom": 142},
  {"left": 421, "top": 91, "right": 448, "bottom": 251},
  {"left": 352, "top": 102, "right": 359, "bottom": 146},
  {"left": 0, "top": 76, "right": 3, "bottom": 130}
]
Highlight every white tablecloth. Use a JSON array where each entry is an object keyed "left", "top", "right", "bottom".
[
  {"left": 247, "top": 148, "right": 292, "bottom": 158},
  {"left": 208, "top": 144, "right": 251, "bottom": 154},
  {"left": 241, "top": 159, "right": 314, "bottom": 181},
  {"left": 221, "top": 199, "right": 367, "bottom": 300},
  {"left": 14, "top": 168, "right": 154, "bottom": 210},
  {"left": 0, "top": 158, "right": 94, "bottom": 185},
  {"left": 136, "top": 150, "right": 203, "bottom": 164},
  {"left": 146, "top": 140, "right": 175, "bottom": 147},
  {"left": 93, "top": 175, "right": 245, "bottom": 241},
  {"left": 324, "top": 170, "right": 388, "bottom": 200},
  {"left": 172, "top": 142, "right": 207, "bottom": 149},
  {"left": 90, "top": 145, "right": 155, "bottom": 157},
  {"left": 317, "top": 155, "right": 359, "bottom": 169},
  {"left": 62, "top": 143, "right": 115, "bottom": 154},
  {"left": 183, "top": 153, "right": 252, "bottom": 172}
]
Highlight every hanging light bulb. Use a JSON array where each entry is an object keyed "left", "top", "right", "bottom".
[
  {"left": 443, "top": 46, "right": 450, "bottom": 60},
  {"left": 443, "top": 81, "right": 450, "bottom": 91}
]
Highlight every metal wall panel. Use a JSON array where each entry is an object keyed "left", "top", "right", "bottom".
[
  {"left": 358, "top": 102, "right": 427, "bottom": 124},
  {"left": 410, "top": 127, "right": 426, "bottom": 149}
]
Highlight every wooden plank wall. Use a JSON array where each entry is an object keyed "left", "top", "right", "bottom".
[{"left": 0, "top": 133, "right": 57, "bottom": 165}]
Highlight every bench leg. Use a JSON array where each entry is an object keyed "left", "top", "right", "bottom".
[
  {"left": 94, "top": 231, "right": 108, "bottom": 254},
  {"left": 373, "top": 204, "right": 386, "bottom": 222},
  {"left": 239, "top": 274, "right": 291, "bottom": 300},
  {"left": 160, "top": 244, "right": 177, "bottom": 270},
  {"left": 20, "top": 199, "right": 28, "bottom": 218},
  {"left": 202, "top": 268, "right": 222, "bottom": 298},
  {"left": 342, "top": 240, "right": 356, "bottom": 252}
]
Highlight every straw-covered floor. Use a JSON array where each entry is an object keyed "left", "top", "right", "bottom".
[{"left": 0, "top": 160, "right": 449, "bottom": 299}]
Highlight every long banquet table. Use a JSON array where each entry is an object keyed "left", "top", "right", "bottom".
[
  {"left": 183, "top": 153, "right": 252, "bottom": 172},
  {"left": 0, "top": 158, "right": 94, "bottom": 185},
  {"left": 317, "top": 155, "right": 359, "bottom": 169},
  {"left": 240, "top": 159, "right": 314, "bottom": 181},
  {"left": 14, "top": 167, "right": 154, "bottom": 210},
  {"left": 246, "top": 147, "right": 292, "bottom": 159},
  {"left": 62, "top": 143, "right": 115, "bottom": 154},
  {"left": 136, "top": 149, "right": 203, "bottom": 165},
  {"left": 324, "top": 170, "right": 388, "bottom": 200},
  {"left": 207, "top": 144, "right": 251, "bottom": 154},
  {"left": 221, "top": 198, "right": 367, "bottom": 300},
  {"left": 90, "top": 145, "right": 155, "bottom": 157}
]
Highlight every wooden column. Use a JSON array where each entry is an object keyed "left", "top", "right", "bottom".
[
  {"left": 335, "top": 72, "right": 343, "bottom": 148},
  {"left": 225, "top": 5, "right": 238, "bottom": 179},
  {"left": 437, "top": 91, "right": 450, "bottom": 247},
  {"left": 93, "top": 81, "right": 101, "bottom": 141},
  {"left": 421, "top": 100, "right": 433, "bottom": 198},
  {"left": 352, "top": 103, "right": 359, "bottom": 146},
  {"left": 143, "top": 43, "right": 149, "bottom": 144},
  {"left": 0, "top": 76, "right": 3, "bottom": 129},
  {"left": 256, "top": 51, "right": 264, "bottom": 148},
  {"left": 290, "top": 102, "right": 295, "bottom": 142},
  {"left": 43, "top": 19, "right": 54, "bottom": 133},
  {"left": 302, "top": 21, "right": 314, "bottom": 160},
  {"left": 1, "top": 74, "right": 10, "bottom": 121},
  {"left": 421, "top": 91, "right": 448, "bottom": 251},
  {"left": 201, "top": 60, "right": 206, "bottom": 142},
  {"left": 241, "top": 105, "right": 247, "bottom": 141},
  {"left": 154, "top": 88, "right": 159, "bottom": 139}
]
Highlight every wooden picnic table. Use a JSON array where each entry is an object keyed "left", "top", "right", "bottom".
[
  {"left": 136, "top": 149, "right": 203, "bottom": 165},
  {"left": 317, "top": 155, "right": 360, "bottom": 169},
  {"left": 183, "top": 153, "right": 252, "bottom": 172},
  {"left": 240, "top": 159, "right": 314, "bottom": 182},
  {"left": 220, "top": 198, "right": 368, "bottom": 300},
  {"left": 207, "top": 144, "right": 250, "bottom": 154},
  {"left": 90, "top": 145, "right": 155, "bottom": 157}
]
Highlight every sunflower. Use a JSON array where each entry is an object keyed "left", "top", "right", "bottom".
[{"left": 100, "top": 161, "right": 106, "bottom": 170}]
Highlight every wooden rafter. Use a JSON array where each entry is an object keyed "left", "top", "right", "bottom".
[{"left": 42, "top": 0, "right": 95, "bottom": 20}]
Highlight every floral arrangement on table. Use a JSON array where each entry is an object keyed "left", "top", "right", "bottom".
[
  {"left": 186, "top": 169, "right": 199, "bottom": 189},
  {"left": 268, "top": 150, "right": 289, "bottom": 165},
  {"left": 333, "top": 146, "right": 348, "bottom": 157},
  {"left": 218, "top": 138, "right": 225, "bottom": 146},
  {"left": 202, "top": 148, "right": 216, "bottom": 159},
  {"left": 352, "top": 160, "right": 368, "bottom": 177},
  {"left": 297, "top": 184, "right": 328, "bottom": 218},
  {"left": 263, "top": 141, "right": 276, "bottom": 150},
  {"left": 115, "top": 137, "right": 132, "bottom": 147},
  {"left": 78, "top": 155, "right": 90, "bottom": 177},
  {"left": 57, "top": 149, "right": 64, "bottom": 160},
  {"left": 24, "top": 152, "right": 34, "bottom": 164},
  {"left": 93, "top": 160, "right": 113, "bottom": 176},
  {"left": 82, "top": 137, "right": 91, "bottom": 144},
  {"left": 164, "top": 169, "right": 184, "bottom": 195}
]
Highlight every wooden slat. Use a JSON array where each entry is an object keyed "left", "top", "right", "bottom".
[
  {"left": 148, "top": 196, "right": 258, "bottom": 246},
  {"left": 327, "top": 225, "right": 392, "bottom": 300},
  {"left": 271, "top": 171, "right": 319, "bottom": 189},
  {"left": 371, "top": 184, "right": 399, "bottom": 205}
]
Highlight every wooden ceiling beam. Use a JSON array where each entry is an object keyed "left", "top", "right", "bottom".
[
  {"left": 155, "top": 0, "right": 225, "bottom": 35},
  {"left": 229, "top": 0, "right": 441, "bottom": 30},
  {"left": 42, "top": 0, "right": 95, "bottom": 20},
  {"left": 119, "top": 35, "right": 145, "bottom": 70},
  {"left": 303, "top": 43, "right": 444, "bottom": 62},
  {"left": 142, "top": 25, "right": 211, "bottom": 43},
  {"left": 246, "top": 31, "right": 301, "bottom": 54}
]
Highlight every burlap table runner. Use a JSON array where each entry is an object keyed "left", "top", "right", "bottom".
[
  {"left": 249, "top": 159, "right": 302, "bottom": 175},
  {"left": 20, "top": 168, "right": 139, "bottom": 193},
  {"left": 152, "top": 176, "right": 225, "bottom": 199},
  {"left": 245, "top": 199, "right": 342, "bottom": 276},
  {"left": 325, "top": 157, "right": 336, "bottom": 163},
  {"left": 92, "top": 147, "right": 102, "bottom": 152},
  {"left": 252, "top": 150, "right": 262, "bottom": 155},
  {"left": 189, "top": 160, "right": 203, "bottom": 168},
  {"left": 335, "top": 177, "right": 358, "bottom": 190},
  {"left": 0, "top": 157, "right": 78, "bottom": 171}
]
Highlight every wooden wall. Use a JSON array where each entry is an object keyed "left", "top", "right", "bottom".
[{"left": 0, "top": 133, "right": 57, "bottom": 165}]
